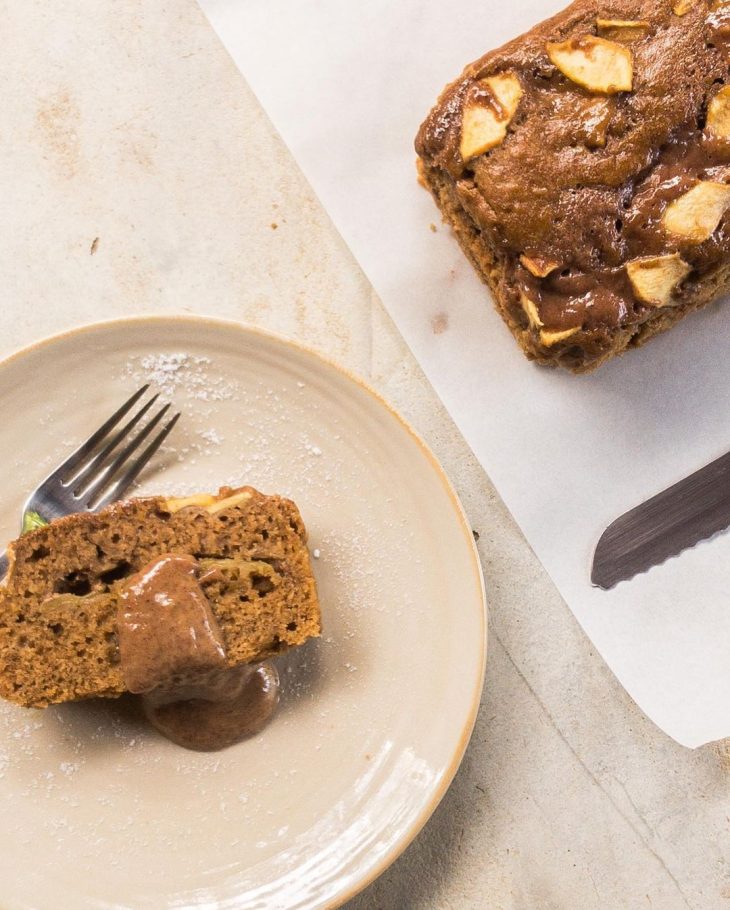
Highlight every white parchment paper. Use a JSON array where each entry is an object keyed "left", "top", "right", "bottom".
[{"left": 199, "top": 0, "right": 730, "bottom": 747}]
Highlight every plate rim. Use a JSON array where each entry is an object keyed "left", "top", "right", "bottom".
[{"left": 0, "top": 313, "right": 487, "bottom": 909}]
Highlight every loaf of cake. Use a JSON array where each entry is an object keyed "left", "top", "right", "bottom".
[
  {"left": 0, "top": 487, "right": 320, "bottom": 708},
  {"left": 416, "top": 0, "right": 730, "bottom": 371}
]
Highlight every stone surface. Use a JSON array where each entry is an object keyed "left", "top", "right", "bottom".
[{"left": 0, "top": 1, "right": 727, "bottom": 907}]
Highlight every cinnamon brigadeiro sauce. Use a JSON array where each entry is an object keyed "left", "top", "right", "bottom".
[{"left": 117, "top": 554, "right": 279, "bottom": 751}]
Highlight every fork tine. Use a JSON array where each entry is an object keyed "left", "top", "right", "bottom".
[
  {"left": 81, "top": 403, "right": 172, "bottom": 504},
  {"left": 91, "top": 412, "right": 181, "bottom": 510},
  {"left": 68, "top": 393, "right": 159, "bottom": 489},
  {"left": 54, "top": 385, "right": 151, "bottom": 480}
]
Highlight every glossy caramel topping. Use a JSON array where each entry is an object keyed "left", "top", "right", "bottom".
[
  {"left": 118, "top": 554, "right": 279, "bottom": 751},
  {"left": 118, "top": 554, "right": 226, "bottom": 694}
]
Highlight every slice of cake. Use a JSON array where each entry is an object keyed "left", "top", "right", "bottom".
[{"left": 0, "top": 486, "right": 320, "bottom": 708}]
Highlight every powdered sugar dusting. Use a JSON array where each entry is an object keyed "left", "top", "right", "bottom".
[
  {"left": 125, "top": 353, "right": 239, "bottom": 402},
  {"left": 199, "top": 427, "right": 223, "bottom": 446}
]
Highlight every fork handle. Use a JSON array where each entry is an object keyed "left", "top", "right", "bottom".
[{"left": 0, "top": 552, "right": 8, "bottom": 581}]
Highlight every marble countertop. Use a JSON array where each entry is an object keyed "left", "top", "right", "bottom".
[{"left": 3, "top": 1, "right": 727, "bottom": 906}]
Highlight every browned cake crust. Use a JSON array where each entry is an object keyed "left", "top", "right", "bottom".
[
  {"left": 415, "top": 0, "right": 730, "bottom": 371},
  {"left": 0, "top": 487, "right": 320, "bottom": 708}
]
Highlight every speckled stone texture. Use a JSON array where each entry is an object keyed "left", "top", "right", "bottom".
[{"left": 0, "top": 1, "right": 727, "bottom": 906}]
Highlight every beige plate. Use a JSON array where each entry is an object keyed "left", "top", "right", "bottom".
[{"left": 0, "top": 316, "right": 486, "bottom": 909}]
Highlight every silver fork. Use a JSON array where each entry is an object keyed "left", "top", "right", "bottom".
[{"left": 0, "top": 385, "right": 180, "bottom": 578}]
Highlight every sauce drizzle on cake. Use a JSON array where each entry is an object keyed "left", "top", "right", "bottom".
[{"left": 118, "top": 552, "right": 280, "bottom": 751}]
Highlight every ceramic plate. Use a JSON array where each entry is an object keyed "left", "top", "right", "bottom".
[{"left": 0, "top": 316, "right": 486, "bottom": 909}]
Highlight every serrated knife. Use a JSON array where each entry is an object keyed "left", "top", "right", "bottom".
[{"left": 591, "top": 449, "right": 730, "bottom": 589}]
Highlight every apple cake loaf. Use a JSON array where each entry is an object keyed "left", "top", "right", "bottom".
[
  {"left": 0, "top": 487, "right": 320, "bottom": 708},
  {"left": 416, "top": 0, "right": 730, "bottom": 371}
]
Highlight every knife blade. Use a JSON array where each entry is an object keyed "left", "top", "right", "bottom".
[{"left": 591, "top": 448, "right": 730, "bottom": 589}]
